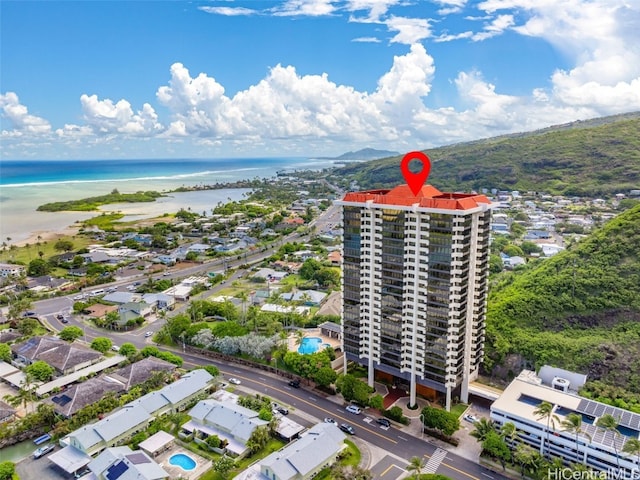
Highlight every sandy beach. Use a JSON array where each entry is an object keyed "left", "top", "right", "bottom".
[{"left": 0, "top": 182, "right": 251, "bottom": 246}]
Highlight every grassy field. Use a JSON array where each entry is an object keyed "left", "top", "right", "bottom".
[{"left": 0, "top": 235, "right": 93, "bottom": 264}]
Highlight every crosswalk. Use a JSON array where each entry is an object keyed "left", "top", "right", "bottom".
[{"left": 424, "top": 448, "right": 448, "bottom": 473}]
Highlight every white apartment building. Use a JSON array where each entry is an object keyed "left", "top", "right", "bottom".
[
  {"left": 337, "top": 184, "right": 494, "bottom": 410},
  {"left": 491, "top": 371, "right": 640, "bottom": 476}
]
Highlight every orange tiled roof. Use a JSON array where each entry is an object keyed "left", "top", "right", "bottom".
[{"left": 341, "top": 184, "right": 491, "bottom": 211}]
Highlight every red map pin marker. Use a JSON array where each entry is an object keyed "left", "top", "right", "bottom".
[{"left": 401, "top": 151, "right": 431, "bottom": 196}]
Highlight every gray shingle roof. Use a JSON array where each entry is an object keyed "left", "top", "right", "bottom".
[
  {"left": 12, "top": 336, "right": 102, "bottom": 373},
  {"left": 261, "top": 423, "right": 345, "bottom": 479},
  {"left": 48, "top": 376, "right": 125, "bottom": 417}
]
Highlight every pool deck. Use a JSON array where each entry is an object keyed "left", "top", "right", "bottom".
[
  {"left": 155, "top": 446, "right": 212, "bottom": 480},
  {"left": 287, "top": 328, "right": 340, "bottom": 353}
]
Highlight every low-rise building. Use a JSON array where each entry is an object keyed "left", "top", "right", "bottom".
[
  {"left": 88, "top": 446, "right": 169, "bottom": 480},
  {"left": 491, "top": 370, "right": 640, "bottom": 476},
  {"left": 63, "top": 369, "right": 214, "bottom": 455},
  {"left": 181, "top": 399, "right": 269, "bottom": 458},
  {"left": 0, "top": 263, "right": 25, "bottom": 278},
  {"left": 260, "top": 423, "right": 346, "bottom": 480},
  {"left": 11, "top": 337, "right": 103, "bottom": 375}
]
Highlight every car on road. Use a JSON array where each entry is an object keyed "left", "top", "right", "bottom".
[
  {"left": 111, "top": 345, "right": 120, "bottom": 352},
  {"left": 228, "top": 377, "right": 241, "bottom": 385},
  {"left": 323, "top": 417, "right": 337, "bottom": 425},
  {"left": 144, "top": 331, "right": 153, "bottom": 338},
  {"left": 288, "top": 379, "right": 301, "bottom": 388},
  {"left": 23, "top": 311, "right": 36, "bottom": 317},
  {"left": 163, "top": 271, "right": 171, "bottom": 276},
  {"left": 376, "top": 418, "right": 391, "bottom": 428},
  {"left": 61, "top": 317, "right": 69, "bottom": 323},
  {"left": 463, "top": 414, "right": 479, "bottom": 423},
  {"left": 276, "top": 406, "right": 289, "bottom": 415},
  {"left": 345, "top": 405, "right": 362, "bottom": 415},
  {"left": 33, "top": 444, "right": 55, "bottom": 459},
  {"left": 339, "top": 424, "right": 355, "bottom": 435},
  {"left": 55, "top": 314, "right": 64, "bottom": 320}
]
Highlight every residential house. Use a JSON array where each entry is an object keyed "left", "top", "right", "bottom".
[
  {"left": 86, "top": 304, "right": 119, "bottom": 321},
  {"left": 327, "top": 251, "right": 342, "bottom": 266},
  {"left": 280, "top": 290, "right": 327, "bottom": 306},
  {"left": 260, "top": 423, "right": 346, "bottom": 480},
  {"left": 142, "top": 293, "right": 175, "bottom": 311},
  {"left": 26, "top": 275, "right": 72, "bottom": 293},
  {"left": 0, "top": 264, "right": 25, "bottom": 278},
  {"left": 118, "top": 301, "right": 154, "bottom": 323},
  {"left": 48, "top": 376, "right": 126, "bottom": 418},
  {"left": 107, "top": 357, "right": 176, "bottom": 390},
  {"left": 11, "top": 337, "right": 102, "bottom": 375},
  {"left": 80, "top": 252, "right": 113, "bottom": 264},
  {"left": 292, "top": 250, "right": 315, "bottom": 261},
  {"left": 181, "top": 399, "right": 269, "bottom": 458},
  {"left": 103, "top": 292, "right": 141, "bottom": 304},
  {"left": 87, "top": 446, "right": 169, "bottom": 480},
  {"left": 63, "top": 369, "right": 214, "bottom": 455},
  {"left": 0, "top": 400, "right": 16, "bottom": 423}
]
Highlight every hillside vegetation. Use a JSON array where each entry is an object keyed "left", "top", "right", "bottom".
[
  {"left": 485, "top": 205, "right": 640, "bottom": 396},
  {"left": 336, "top": 112, "right": 640, "bottom": 196}
]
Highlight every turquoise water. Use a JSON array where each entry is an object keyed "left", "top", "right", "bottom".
[
  {"left": 298, "top": 337, "right": 322, "bottom": 354},
  {"left": 169, "top": 453, "right": 197, "bottom": 471}
]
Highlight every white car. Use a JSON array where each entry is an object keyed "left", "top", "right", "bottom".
[
  {"left": 228, "top": 377, "right": 241, "bottom": 385},
  {"left": 346, "top": 405, "right": 362, "bottom": 415},
  {"left": 144, "top": 331, "right": 153, "bottom": 338},
  {"left": 463, "top": 414, "right": 480, "bottom": 423}
]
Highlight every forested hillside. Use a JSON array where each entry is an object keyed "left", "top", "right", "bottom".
[
  {"left": 484, "top": 205, "right": 640, "bottom": 398},
  {"left": 336, "top": 112, "right": 640, "bottom": 196}
]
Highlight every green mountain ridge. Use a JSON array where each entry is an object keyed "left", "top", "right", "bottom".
[
  {"left": 485, "top": 204, "right": 640, "bottom": 395},
  {"left": 336, "top": 112, "right": 640, "bottom": 196}
]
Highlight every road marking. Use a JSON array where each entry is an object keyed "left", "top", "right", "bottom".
[
  {"left": 397, "top": 435, "right": 408, "bottom": 441},
  {"left": 380, "top": 464, "right": 405, "bottom": 477},
  {"left": 440, "top": 461, "right": 481, "bottom": 480},
  {"left": 258, "top": 377, "right": 266, "bottom": 381},
  {"left": 481, "top": 473, "right": 495, "bottom": 479},
  {"left": 425, "top": 448, "right": 447, "bottom": 473},
  {"left": 363, "top": 417, "right": 373, "bottom": 423},
  {"left": 308, "top": 397, "right": 317, "bottom": 402}
]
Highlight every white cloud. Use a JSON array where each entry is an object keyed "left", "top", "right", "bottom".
[
  {"left": 352, "top": 36, "right": 381, "bottom": 42},
  {"left": 271, "top": 0, "right": 338, "bottom": 17},
  {"left": 471, "top": 14, "right": 514, "bottom": 41},
  {"left": 198, "top": 6, "right": 258, "bottom": 16},
  {"left": 77, "top": 94, "right": 164, "bottom": 136},
  {"left": 385, "top": 16, "right": 433, "bottom": 44},
  {"left": 0, "top": 92, "right": 51, "bottom": 134},
  {"left": 345, "top": 0, "right": 403, "bottom": 22}
]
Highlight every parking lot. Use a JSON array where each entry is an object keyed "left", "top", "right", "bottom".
[{"left": 16, "top": 447, "right": 70, "bottom": 480}]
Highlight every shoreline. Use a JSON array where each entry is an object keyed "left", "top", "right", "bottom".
[{"left": 13, "top": 225, "right": 82, "bottom": 248}]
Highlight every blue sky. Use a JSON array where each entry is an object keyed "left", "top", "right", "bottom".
[{"left": 1, "top": 0, "right": 639, "bottom": 160}]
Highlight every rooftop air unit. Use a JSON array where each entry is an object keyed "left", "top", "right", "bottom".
[{"left": 552, "top": 377, "right": 570, "bottom": 392}]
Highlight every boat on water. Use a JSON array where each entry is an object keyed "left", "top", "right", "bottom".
[{"left": 33, "top": 433, "right": 51, "bottom": 445}]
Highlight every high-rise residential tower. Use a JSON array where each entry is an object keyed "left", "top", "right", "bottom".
[{"left": 337, "top": 184, "right": 493, "bottom": 410}]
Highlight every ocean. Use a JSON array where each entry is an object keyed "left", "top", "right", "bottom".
[{"left": 0, "top": 157, "right": 335, "bottom": 244}]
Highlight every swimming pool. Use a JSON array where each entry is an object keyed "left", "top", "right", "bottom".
[
  {"left": 169, "top": 453, "right": 197, "bottom": 471},
  {"left": 298, "top": 337, "right": 323, "bottom": 354}
]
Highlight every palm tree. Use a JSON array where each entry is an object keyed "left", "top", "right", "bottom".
[
  {"left": 294, "top": 329, "right": 305, "bottom": 347},
  {"left": 470, "top": 417, "right": 496, "bottom": 442},
  {"left": 500, "top": 421, "right": 518, "bottom": 447},
  {"left": 405, "top": 456, "right": 426, "bottom": 478},
  {"left": 561, "top": 412, "right": 591, "bottom": 465},
  {"left": 622, "top": 438, "right": 640, "bottom": 471},
  {"left": 596, "top": 414, "right": 621, "bottom": 470},
  {"left": 534, "top": 401, "right": 559, "bottom": 459}
]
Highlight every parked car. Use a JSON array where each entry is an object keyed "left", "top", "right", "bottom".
[
  {"left": 276, "top": 406, "right": 289, "bottom": 415},
  {"left": 288, "top": 379, "right": 301, "bottom": 388},
  {"left": 346, "top": 405, "right": 362, "bottom": 415},
  {"left": 339, "top": 424, "right": 355, "bottom": 435},
  {"left": 61, "top": 317, "right": 69, "bottom": 323},
  {"left": 111, "top": 345, "right": 120, "bottom": 352},
  {"left": 55, "top": 314, "right": 64, "bottom": 320},
  {"left": 144, "top": 331, "right": 153, "bottom": 338},
  {"left": 376, "top": 418, "right": 391, "bottom": 428},
  {"left": 463, "top": 414, "right": 479, "bottom": 423},
  {"left": 228, "top": 377, "right": 241, "bottom": 385},
  {"left": 74, "top": 467, "right": 91, "bottom": 479},
  {"left": 23, "top": 311, "right": 36, "bottom": 317},
  {"left": 33, "top": 444, "right": 55, "bottom": 459},
  {"left": 323, "top": 417, "right": 337, "bottom": 425}
]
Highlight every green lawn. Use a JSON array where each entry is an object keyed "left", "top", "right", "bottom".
[
  {"left": 0, "top": 235, "right": 94, "bottom": 264},
  {"left": 450, "top": 403, "right": 469, "bottom": 418}
]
